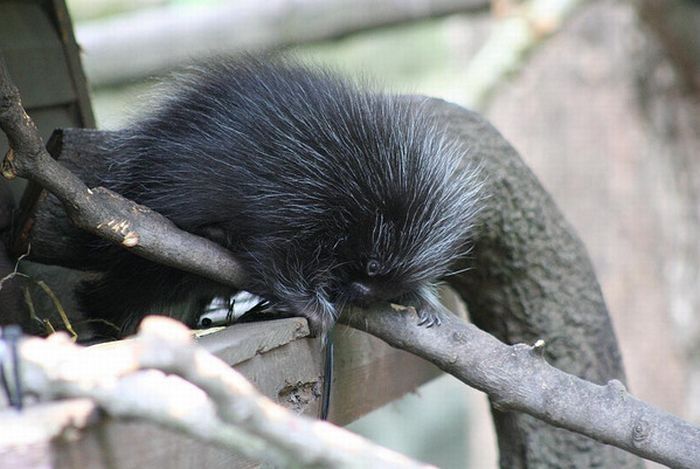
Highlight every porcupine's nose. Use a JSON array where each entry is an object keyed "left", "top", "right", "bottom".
[{"left": 348, "top": 281, "right": 375, "bottom": 306}]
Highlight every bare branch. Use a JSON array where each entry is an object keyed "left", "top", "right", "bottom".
[
  {"left": 342, "top": 305, "right": 700, "bottom": 468},
  {"left": 18, "top": 316, "right": 433, "bottom": 469}
]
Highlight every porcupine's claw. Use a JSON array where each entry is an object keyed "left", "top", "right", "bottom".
[
  {"left": 320, "top": 334, "right": 334, "bottom": 421},
  {"left": 417, "top": 308, "right": 442, "bottom": 328}
]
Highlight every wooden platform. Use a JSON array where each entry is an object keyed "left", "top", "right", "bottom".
[{"left": 0, "top": 318, "right": 443, "bottom": 469}]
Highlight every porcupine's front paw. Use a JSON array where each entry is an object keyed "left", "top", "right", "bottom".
[
  {"left": 400, "top": 284, "right": 445, "bottom": 328},
  {"left": 416, "top": 307, "right": 442, "bottom": 328}
]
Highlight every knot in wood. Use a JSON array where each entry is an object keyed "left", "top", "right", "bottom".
[
  {"left": 122, "top": 231, "right": 139, "bottom": 247},
  {"left": 451, "top": 330, "right": 468, "bottom": 344},
  {"left": 1, "top": 148, "right": 16, "bottom": 180},
  {"left": 606, "top": 379, "right": 627, "bottom": 398},
  {"left": 631, "top": 417, "right": 651, "bottom": 446}
]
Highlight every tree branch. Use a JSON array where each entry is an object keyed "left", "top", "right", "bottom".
[
  {"left": 0, "top": 57, "right": 246, "bottom": 287},
  {"left": 18, "top": 316, "right": 432, "bottom": 468},
  {"left": 342, "top": 305, "right": 700, "bottom": 468}
]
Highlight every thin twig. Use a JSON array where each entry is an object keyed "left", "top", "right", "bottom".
[
  {"left": 34, "top": 280, "right": 77, "bottom": 341},
  {"left": 0, "top": 244, "right": 30, "bottom": 291}
]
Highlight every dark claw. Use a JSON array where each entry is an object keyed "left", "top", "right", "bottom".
[
  {"left": 320, "top": 336, "right": 334, "bottom": 420},
  {"left": 417, "top": 310, "right": 429, "bottom": 326}
]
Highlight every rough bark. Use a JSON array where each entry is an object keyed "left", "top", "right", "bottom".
[{"left": 430, "top": 100, "right": 639, "bottom": 467}]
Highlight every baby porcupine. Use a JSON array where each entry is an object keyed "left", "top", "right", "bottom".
[{"left": 80, "top": 58, "right": 483, "bottom": 338}]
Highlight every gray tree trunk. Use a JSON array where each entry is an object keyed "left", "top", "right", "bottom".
[
  {"left": 483, "top": 0, "right": 700, "bottom": 427},
  {"left": 429, "top": 101, "right": 640, "bottom": 467}
]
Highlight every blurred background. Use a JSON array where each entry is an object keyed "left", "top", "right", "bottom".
[{"left": 9, "top": 0, "right": 700, "bottom": 466}]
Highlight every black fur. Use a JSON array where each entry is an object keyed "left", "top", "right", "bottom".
[{"left": 80, "top": 58, "right": 483, "bottom": 337}]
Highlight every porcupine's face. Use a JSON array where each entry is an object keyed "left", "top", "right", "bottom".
[
  {"left": 301, "top": 110, "right": 481, "bottom": 333},
  {"left": 327, "top": 142, "right": 479, "bottom": 311},
  {"left": 330, "top": 207, "right": 457, "bottom": 309}
]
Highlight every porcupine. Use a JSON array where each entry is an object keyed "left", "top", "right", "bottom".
[{"left": 80, "top": 58, "right": 483, "bottom": 386}]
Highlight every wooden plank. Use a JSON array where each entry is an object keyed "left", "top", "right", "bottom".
[
  {"left": 329, "top": 325, "right": 441, "bottom": 425},
  {"left": 196, "top": 317, "right": 446, "bottom": 423},
  {"left": 197, "top": 317, "right": 311, "bottom": 366},
  {"left": 47, "top": 0, "right": 96, "bottom": 129}
]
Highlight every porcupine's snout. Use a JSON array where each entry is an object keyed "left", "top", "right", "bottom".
[{"left": 347, "top": 281, "right": 375, "bottom": 306}]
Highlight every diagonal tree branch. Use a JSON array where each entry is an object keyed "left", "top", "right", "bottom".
[{"left": 343, "top": 305, "right": 700, "bottom": 468}]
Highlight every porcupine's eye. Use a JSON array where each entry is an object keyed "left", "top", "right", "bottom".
[{"left": 366, "top": 259, "right": 381, "bottom": 277}]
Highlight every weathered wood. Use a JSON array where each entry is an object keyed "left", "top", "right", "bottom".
[
  {"left": 197, "top": 317, "right": 310, "bottom": 366},
  {"left": 329, "top": 325, "right": 441, "bottom": 425},
  {"left": 0, "top": 317, "right": 444, "bottom": 468},
  {"left": 0, "top": 0, "right": 94, "bottom": 203}
]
